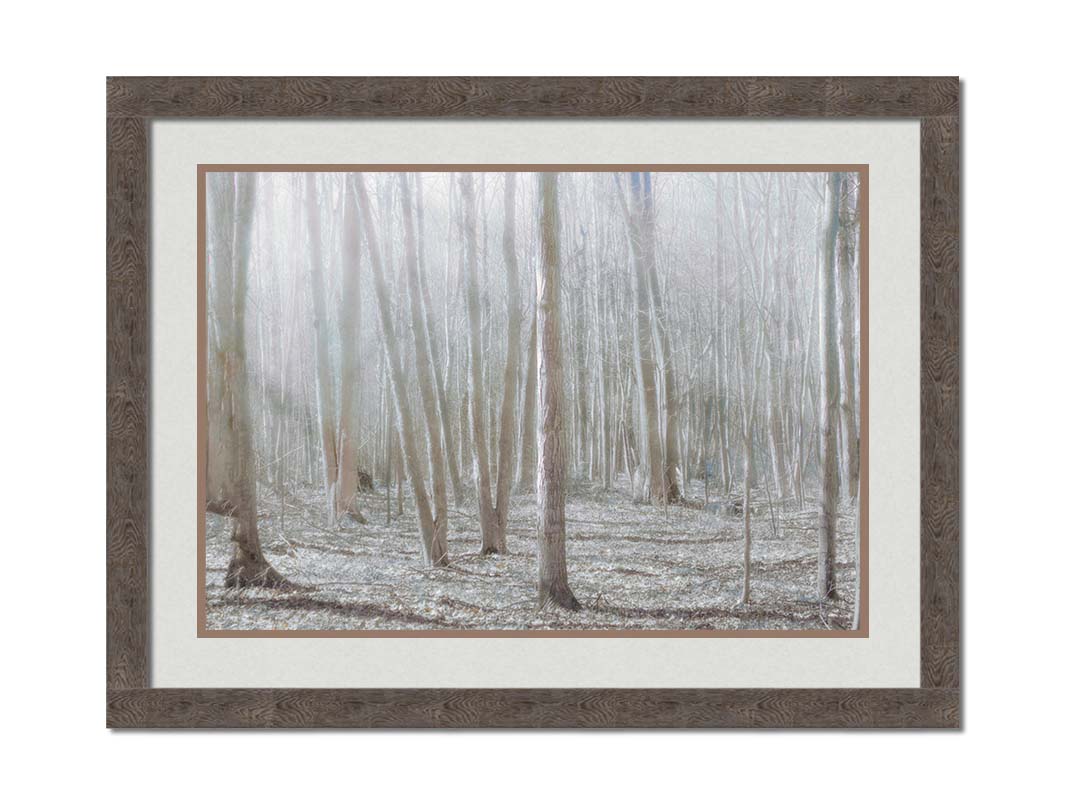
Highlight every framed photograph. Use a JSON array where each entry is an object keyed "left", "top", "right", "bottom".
[{"left": 106, "top": 77, "right": 959, "bottom": 728}]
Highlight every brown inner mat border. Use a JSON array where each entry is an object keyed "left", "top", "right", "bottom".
[{"left": 196, "top": 163, "right": 870, "bottom": 639}]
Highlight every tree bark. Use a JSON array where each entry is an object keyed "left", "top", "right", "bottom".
[
  {"left": 818, "top": 172, "right": 843, "bottom": 601},
  {"left": 205, "top": 175, "right": 239, "bottom": 518},
  {"left": 734, "top": 175, "right": 760, "bottom": 604},
  {"left": 713, "top": 175, "right": 732, "bottom": 496},
  {"left": 489, "top": 173, "right": 523, "bottom": 553},
  {"left": 207, "top": 172, "right": 290, "bottom": 588},
  {"left": 836, "top": 173, "right": 861, "bottom": 504},
  {"left": 414, "top": 173, "right": 465, "bottom": 505},
  {"left": 397, "top": 174, "right": 450, "bottom": 549},
  {"left": 620, "top": 173, "right": 664, "bottom": 504},
  {"left": 458, "top": 174, "right": 504, "bottom": 553},
  {"left": 305, "top": 173, "right": 340, "bottom": 526},
  {"left": 353, "top": 173, "right": 448, "bottom": 567},
  {"left": 536, "top": 172, "right": 580, "bottom": 610},
  {"left": 737, "top": 339, "right": 755, "bottom": 604},
  {"left": 336, "top": 174, "right": 367, "bottom": 523},
  {"left": 517, "top": 284, "right": 539, "bottom": 492},
  {"left": 640, "top": 173, "right": 683, "bottom": 502}
]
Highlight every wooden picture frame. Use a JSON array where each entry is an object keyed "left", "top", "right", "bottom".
[{"left": 106, "top": 76, "right": 960, "bottom": 728}]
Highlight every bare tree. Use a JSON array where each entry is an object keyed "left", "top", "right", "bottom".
[
  {"left": 837, "top": 173, "right": 861, "bottom": 503},
  {"left": 336, "top": 175, "right": 367, "bottom": 523},
  {"left": 353, "top": 173, "right": 449, "bottom": 567},
  {"left": 457, "top": 174, "right": 523, "bottom": 553},
  {"left": 207, "top": 172, "right": 290, "bottom": 588},
  {"left": 536, "top": 172, "right": 580, "bottom": 610},
  {"left": 640, "top": 173, "right": 683, "bottom": 502},
  {"left": 413, "top": 173, "right": 465, "bottom": 505},
  {"left": 305, "top": 173, "right": 341, "bottom": 526},
  {"left": 618, "top": 172, "right": 665, "bottom": 504},
  {"left": 490, "top": 173, "right": 523, "bottom": 550},
  {"left": 458, "top": 173, "right": 498, "bottom": 552},
  {"left": 712, "top": 174, "right": 732, "bottom": 496},
  {"left": 733, "top": 173, "right": 767, "bottom": 604},
  {"left": 396, "top": 173, "right": 451, "bottom": 553},
  {"left": 818, "top": 172, "right": 843, "bottom": 601},
  {"left": 516, "top": 283, "right": 538, "bottom": 492}
]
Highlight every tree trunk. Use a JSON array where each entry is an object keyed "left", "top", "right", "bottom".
[
  {"left": 818, "top": 172, "right": 843, "bottom": 601},
  {"left": 305, "top": 173, "right": 340, "bottom": 526},
  {"left": 516, "top": 285, "right": 538, "bottom": 492},
  {"left": 353, "top": 173, "right": 448, "bottom": 567},
  {"left": 336, "top": 175, "right": 367, "bottom": 523},
  {"left": 458, "top": 174, "right": 504, "bottom": 553},
  {"left": 640, "top": 173, "right": 683, "bottom": 502},
  {"left": 414, "top": 173, "right": 465, "bottom": 505},
  {"left": 489, "top": 173, "right": 523, "bottom": 553},
  {"left": 735, "top": 177, "right": 757, "bottom": 605},
  {"left": 620, "top": 173, "right": 664, "bottom": 504},
  {"left": 837, "top": 173, "right": 861, "bottom": 503},
  {"left": 596, "top": 246, "right": 611, "bottom": 490},
  {"left": 397, "top": 174, "right": 450, "bottom": 549},
  {"left": 205, "top": 177, "right": 239, "bottom": 518},
  {"left": 573, "top": 228, "right": 590, "bottom": 478},
  {"left": 714, "top": 176, "right": 732, "bottom": 496},
  {"left": 207, "top": 172, "right": 290, "bottom": 588},
  {"left": 740, "top": 425, "right": 754, "bottom": 604},
  {"left": 536, "top": 172, "right": 580, "bottom": 610}
]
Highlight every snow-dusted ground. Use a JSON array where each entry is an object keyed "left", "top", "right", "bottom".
[{"left": 205, "top": 479, "right": 858, "bottom": 631}]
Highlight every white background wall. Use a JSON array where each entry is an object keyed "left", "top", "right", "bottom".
[{"left": 3, "top": 2, "right": 1062, "bottom": 797}]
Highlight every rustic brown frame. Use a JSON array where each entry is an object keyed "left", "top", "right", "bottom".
[{"left": 106, "top": 77, "right": 960, "bottom": 728}]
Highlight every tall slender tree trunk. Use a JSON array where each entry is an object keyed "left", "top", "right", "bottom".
[
  {"left": 836, "top": 173, "right": 861, "bottom": 503},
  {"left": 735, "top": 179, "right": 757, "bottom": 605},
  {"left": 517, "top": 285, "right": 538, "bottom": 491},
  {"left": 620, "top": 173, "right": 664, "bottom": 504},
  {"left": 818, "top": 172, "right": 843, "bottom": 601},
  {"left": 573, "top": 228, "right": 590, "bottom": 479},
  {"left": 536, "top": 172, "right": 580, "bottom": 610},
  {"left": 414, "top": 173, "right": 465, "bottom": 504},
  {"left": 596, "top": 249, "right": 612, "bottom": 490},
  {"left": 207, "top": 172, "right": 290, "bottom": 588},
  {"left": 487, "top": 173, "right": 523, "bottom": 553},
  {"left": 714, "top": 176, "right": 732, "bottom": 496},
  {"left": 353, "top": 173, "right": 448, "bottom": 567},
  {"left": 305, "top": 173, "right": 340, "bottom": 526},
  {"left": 458, "top": 174, "right": 503, "bottom": 553},
  {"left": 766, "top": 356, "right": 788, "bottom": 501},
  {"left": 641, "top": 173, "right": 682, "bottom": 502},
  {"left": 336, "top": 175, "right": 367, "bottom": 523},
  {"left": 739, "top": 415, "right": 755, "bottom": 604},
  {"left": 397, "top": 174, "right": 450, "bottom": 550}
]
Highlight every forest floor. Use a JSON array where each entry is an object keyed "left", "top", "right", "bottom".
[{"left": 205, "top": 478, "right": 858, "bottom": 632}]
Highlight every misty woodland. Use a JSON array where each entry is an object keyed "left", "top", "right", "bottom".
[{"left": 204, "top": 169, "right": 861, "bottom": 631}]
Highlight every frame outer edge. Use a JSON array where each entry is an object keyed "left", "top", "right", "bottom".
[
  {"left": 106, "top": 76, "right": 959, "bottom": 119},
  {"left": 105, "top": 76, "right": 962, "bottom": 728},
  {"left": 107, "top": 688, "right": 959, "bottom": 729},
  {"left": 106, "top": 114, "right": 149, "bottom": 690},
  {"left": 920, "top": 113, "right": 961, "bottom": 689}
]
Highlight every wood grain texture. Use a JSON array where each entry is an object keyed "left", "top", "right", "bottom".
[
  {"left": 108, "top": 688, "right": 958, "bottom": 728},
  {"left": 106, "top": 76, "right": 959, "bottom": 119},
  {"left": 106, "top": 115, "right": 149, "bottom": 690},
  {"left": 920, "top": 115, "right": 961, "bottom": 689},
  {"left": 104, "top": 76, "right": 961, "bottom": 728}
]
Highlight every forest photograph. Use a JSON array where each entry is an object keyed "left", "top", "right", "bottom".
[{"left": 202, "top": 167, "right": 864, "bottom": 633}]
